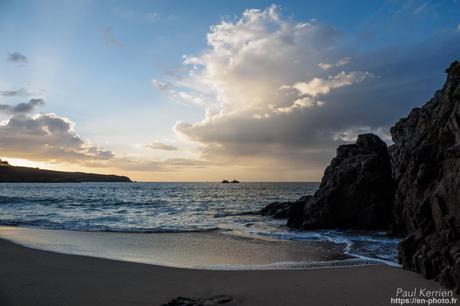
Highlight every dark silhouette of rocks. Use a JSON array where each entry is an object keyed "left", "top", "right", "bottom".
[
  {"left": 222, "top": 180, "right": 239, "bottom": 183},
  {"left": 389, "top": 61, "right": 460, "bottom": 292},
  {"left": 286, "top": 133, "right": 394, "bottom": 230},
  {"left": 260, "top": 61, "right": 460, "bottom": 292},
  {"left": 260, "top": 196, "right": 311, "bottom": 219},
  {"left": 222, "top": 180, "right": 230, "bottom": 183},
  {"left": 161, "top": 295, "right": 233, "bottom": 306},
  {"left": 230, "top": 180, "right": 240, "bottom": 183},
  {"left": 0, "top": 162, "right": 131, "bottom": 182}
]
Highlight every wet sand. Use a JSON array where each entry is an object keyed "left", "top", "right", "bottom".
[
  {"left": 0, "top": 229, "right": 454, "bottom": 306},
  {"left": 0, "top": 226, "right": 352, "bottom": 268}
]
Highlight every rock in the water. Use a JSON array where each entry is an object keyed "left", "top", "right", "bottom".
[
  {"left": 260, "top": 196, "right": 311, "bottom": 219},
  {"left": 389, "top": 61, "right": 460, "bottom": 292},
  {"left": 260, "top": 201, "right": 292, "bottom": 218},
  {"left": 161, "top": 295, "right": 233, "bottom": 306},
  {"left": 287, "top": 133, "right": 394, "bottom": 230}
]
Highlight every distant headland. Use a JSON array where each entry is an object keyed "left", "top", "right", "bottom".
[{"left": 0, "top": 159, "right": 131, "bottom": 183}]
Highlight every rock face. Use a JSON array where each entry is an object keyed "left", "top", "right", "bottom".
[
  {"left": 260, "top": 61, "right": 460, "bottom": 292},
  {"left": 389, "top": 61, "right": 460, "bottom": 292},
  {"left": 287, "top": 133, "right": 394, "bottom": 230}
]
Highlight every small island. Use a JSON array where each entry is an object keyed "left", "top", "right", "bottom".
[
  {"left": 221, "top": 179, "right": 240, "bottom": 184},
  {"left": 0, "top": 159, "right": 131, "bottom": 183}
]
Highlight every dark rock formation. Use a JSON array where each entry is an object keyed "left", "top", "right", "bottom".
[
  {"left": 287, "top": 133, "right": 394, "bottom": 230},
  {"left": 160, "top": 295, "right": 233, "bottom": 306},
  {"left": 260, "top": 61, "right": 460, "bottom": 292},
  {"left": 222, "top": 180, "right": 239, "bottom": 184},
  {"left": 260, "top": 196, "right": 311, "bottom": 219},
  {"left": 390, "top": 61, "right": 460, "bottom": 292},
  {"left": 0, "top": 164, "right": 131, "bottom": 183}
]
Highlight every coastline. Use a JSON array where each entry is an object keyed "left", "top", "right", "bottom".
[
  {"left": 0, "top": 237, "right": 452, "bottom": 306},
  {"left": 0, "top": 225, "right": 354, "bottom": 269}
]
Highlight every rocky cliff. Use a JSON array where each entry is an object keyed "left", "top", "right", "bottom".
[
  {"left": 390, "top": 61, "right": 460, "bottom": 292},
  {"left": 285, "top": 133, "right": 394, "bottom": 230},
  {"left": 261, "top": 61, "right": 460, "bottom": 292}
]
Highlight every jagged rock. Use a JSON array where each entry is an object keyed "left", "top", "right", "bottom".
[
  {"left": 390, "top": 61, "right": 460, "bottom": 292},
  {"left": 287, "top": 133, "right": 394, "bottom": 230},
  {"left": 160, "top": 295, "right": 233, "bottom": 306},
  {"left": 260, "top": 201, "right": 292, "bottom": 218},
  {"left": 260, "top": 196, "right": 311, "bottom": 219}
]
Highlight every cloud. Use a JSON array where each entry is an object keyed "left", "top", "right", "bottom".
[
  {"left": 332, "top": 126, "right": 392, "bottom": 143},
  {"left": 101, "top": 27, "right": 123, "bottom": 48},
  {"left": 318, "top": 57, "right": 350, "bottom": 70},
  {"left": 152, "top": 5, "right": 460, "bottom": 176},
  {"left": 413, "top": 2, "right": 428, "bottom": 15},
  {"left": 0, "top": 113, "right": 205, "bottom": 173},
  {"left": 163, "top": 5, "right": 371, "bottom": 164},
  {"left": 145, "top": 142, "right": 178, "bottom": 151},
  {"left": 99, "top": 157, "right": 206, "bottom": 172},
  {"left": 146, "top": 12, "right": 160, "bottom": 22},
  {"left": 318, "top": 63, "right": 332, "bottom": 70},
  {"left": 0, "top": 99, "right": 45, "bottom": 115},
  {"left": 0, "top": 113, "right": 113, "bottom": 162},
  {"left": 152, "top": 80, "right": 171, "bottom": 91},
  {"left": 282, "top": 71, "right": 371, "bottom": 97},
  {"left": 0, "top": 89, "right": 33, "bottom": 97},
  {"left": 7, "top": 52, "right": 28, "bottom": 63}
]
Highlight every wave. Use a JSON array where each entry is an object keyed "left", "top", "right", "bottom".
[
  {"left": 194, "top": 258, "right": 383, "bottom": 270},
  {"left": 256, "top": 229, "right": 400, "bottom": 265},
  {"left": 0, "top": 220, "right": 223, "bottom": 234}
]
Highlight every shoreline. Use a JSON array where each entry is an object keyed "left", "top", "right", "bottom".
[
  {"left": 0, "top": 225, "right": 355, "bottom": 269},
  {"left": 0, "top": 225, "right": 402, "bottom": 269},
  {"left": 0, "top": 237, "right": 453, "bottom": 306}
]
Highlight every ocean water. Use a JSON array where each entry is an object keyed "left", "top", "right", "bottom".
[{"left": 0, "top": 182, "right": 400, "bottom": 265}]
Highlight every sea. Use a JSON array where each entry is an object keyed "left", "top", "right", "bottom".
[{"left": 0, "top": 182, "right": 400, "bottom": 266}]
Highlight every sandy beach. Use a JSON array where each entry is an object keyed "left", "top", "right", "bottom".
[{"left": 0, "top": 231, "right": 454, "bottom": 306}]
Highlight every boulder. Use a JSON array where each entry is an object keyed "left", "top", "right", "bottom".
[
  {"left": 260, "top": 196, "right": 311, "bottom": 219},
  {"left": 287, "top": 133, "right": 395, "bottom": 230},
  {"left": 389, "top": 61, "right": 460, "bottom": 292}
]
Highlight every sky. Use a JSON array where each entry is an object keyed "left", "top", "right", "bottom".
[{"left": 0, "top": 0, "right": 459, "bottom": 182}]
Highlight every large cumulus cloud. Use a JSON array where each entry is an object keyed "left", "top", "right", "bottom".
[{"left": 155, "top": 5, "right": 460, "bottom": 175}]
